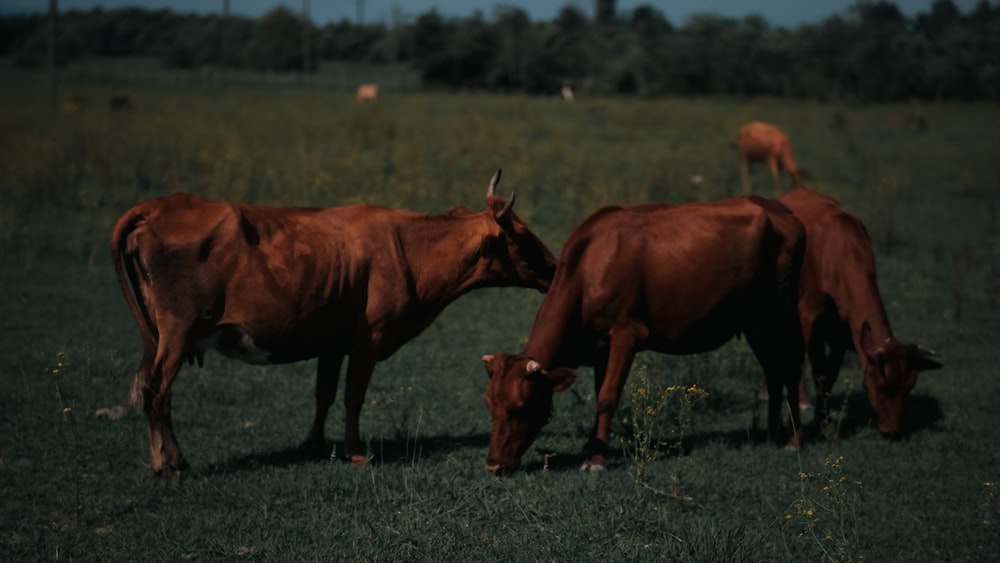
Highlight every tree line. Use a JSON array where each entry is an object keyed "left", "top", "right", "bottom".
[{"left": 2, "top": 0, "right": 998, "bottom": 101}]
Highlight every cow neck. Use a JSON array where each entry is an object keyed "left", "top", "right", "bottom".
[
  {"left": 522, "top": 285, "right": 576, "bottom": 369},
  {"left": 841, "top": 270, "right": 895, "bottom": 357},
  {"left": 395, "top": 212, "right": 485, "bottom": 307}
]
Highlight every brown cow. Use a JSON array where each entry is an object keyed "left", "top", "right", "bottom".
[
  {"left": 355, "top": 83, "right": 378, "bottom": 104},
  {"left": 481, "top": 196, "right": 806, "bottom": 474},
  {"left": 112, "top": 170, "right": 557, "bottom": 477},
  {"left": 739, "top": 121, "right": 806, "bottom": 194},
  {"left": 767, "top": 187, "right": 942, "bottom": 438}
]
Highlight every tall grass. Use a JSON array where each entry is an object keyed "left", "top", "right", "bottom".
[{"left": 1, "top": 74, "right": 999, "bottom": 561}]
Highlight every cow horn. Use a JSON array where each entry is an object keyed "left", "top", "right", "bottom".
[
  {"left": 525, "top": 360, "right": 541, "bottom": 374},
  {"left": 486, "top": 168, "right": 515, "bottom": 220},
  {"left": 497, "top": 191, "right": 516, "bottom": 220},
  {"left": 487, "top": 168, "right": 502, "bottom": 197},
  {"left": 916, "top": 344, "right": 939, "bottom": 357}
]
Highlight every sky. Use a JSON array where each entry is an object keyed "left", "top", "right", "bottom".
[{"left": 0, "top": 0, "right": 987, "bottom": 28}]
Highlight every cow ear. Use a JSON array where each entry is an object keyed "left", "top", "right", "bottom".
[
  {"left": 859, "top": 322, "right": 886, "bottom": 373},
  {"left": 908, "top": 345, "right": 943, "bottom": 372},
  {"left": 482, "top": 354, "right": 495, "bottom": 377},
  {"left": 543, "top": 367, "right": 577, "bottom": 393}
]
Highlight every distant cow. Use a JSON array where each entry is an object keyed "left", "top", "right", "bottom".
[
  {"left": 739, "top": 121, "right": 807, "bottom": 194},
  {"left": 561, "top": 84, "right": 574, "bottom": 102},
  {"left": 356, "top": 83, "right": 378, "bottom": 104},
  {"left": 112, "top": 170, "right": 557, "bottom": 477},
  {"left": 481, "top": 196, "right": 806, "bottom": 473},
  {"left": 764, "top": 187, "right": 942, "bottom": 438}
]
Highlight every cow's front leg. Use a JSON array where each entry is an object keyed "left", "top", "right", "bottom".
[
  {"left": 582, "top": 331, "right": 638, "bottom": 471},
  {"left": 304, "top": 353, "right": 345, "bottom": 457},
  {"left": 343, "top": 352, "right": 377, "bottom": 465}
]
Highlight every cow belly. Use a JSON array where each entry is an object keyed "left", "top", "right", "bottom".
[{"left": 197, "top": 324, "right": 274, "bottom": 365}]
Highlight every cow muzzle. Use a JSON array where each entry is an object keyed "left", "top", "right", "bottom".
[{"left": 485, "top": 456, "right": 521, "bottom": 475}]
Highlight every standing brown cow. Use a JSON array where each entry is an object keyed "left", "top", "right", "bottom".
[
  {"left": 739, "top": 121, "right": 806, "bottom": 194},
  {"left": 356, "top": 83, "right": 378, "bottom": 104},
  {"left": 112, "top": 170, "right": 556, "bottom": 477},
  {"left": 481, "top": 196, "right": 806, "bottom": 473},
  {"left": 770, "top": 186, "right": 942, "bottom": 438}
]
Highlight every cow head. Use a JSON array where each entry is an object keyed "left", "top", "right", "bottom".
[
  {"left": 481, "top": 353, "right": 577, "bottom": 474},
  {"left": 479, "top": 169, "right": 557, "bottom": 292},
  {"left": 860, "top": 323, "right": 942, "bottom": 437}
]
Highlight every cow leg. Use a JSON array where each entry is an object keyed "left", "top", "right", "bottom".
[
  {"left": 342, "top": 351, "right": 377, "bottom": 465},
  {"left": 746, "top": 324, "right": 804, "bottom": 450},
  {"left": 143, "top": 331, "right": 188, "bottom": 477},
  {"left": 769, "top": 158, "right": 782, "bottom": 194},
  {"left": 741, "top": 156, "right": 751, "bottom": 194},
  {"left": 582, "top": 329, "right": 640, "bottom": 471},
  {"left": 756, "top": 368, "right": 810, "bottom": 410},
  {"left": 581, "top": 352, "right": 609, "bottom": 468},
  {"left": 810, "top": 339, "right": 847, "bottom": 441},
  {"left": 304, "top": 352, "right": 345, "bottom": 457}
]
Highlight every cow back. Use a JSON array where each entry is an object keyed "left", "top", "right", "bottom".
[{"left": 525, "top": 197, "right": 804, "bottom": 361}]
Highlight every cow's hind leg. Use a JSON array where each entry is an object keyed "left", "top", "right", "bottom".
[
  {"left": 304, "top": 352, "right": 345, "bottom": 457},
  {"left": 142, "top": 330, "right": 189, "bottom": 477},
  {"left": 746, "top": 323, "right": 804, "bottom": 450}
]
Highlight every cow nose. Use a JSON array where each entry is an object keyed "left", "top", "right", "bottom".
[{"left": 485, "top": 458, "right": 518, "bottom": 475}]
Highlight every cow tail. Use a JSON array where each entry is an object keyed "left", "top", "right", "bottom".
[{"left": 111, "top": 209, "right": 157, "bottom": 409}]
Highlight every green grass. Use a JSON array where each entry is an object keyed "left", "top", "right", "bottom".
[{"left": 1, "top": 72, "right": 999, "bottom": 561}]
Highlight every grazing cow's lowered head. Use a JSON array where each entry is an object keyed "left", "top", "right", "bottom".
[
  {"left": 860, "top": 325, "right": 942, "bottom": 437},
  {"left": 481, "top": 353, "right": 576, "bottom": 474}
]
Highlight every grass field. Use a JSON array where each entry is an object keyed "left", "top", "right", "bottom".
[{"left": 1, "top": 72, "right": 999, "bottom": 561}]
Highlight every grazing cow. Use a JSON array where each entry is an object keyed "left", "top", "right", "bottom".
[
  {"left": 355, "top": 83, "right": 378, "bottom": 104},
  {"left": 112, "top": 170, "right": 557, "bottom": 477},
  {"left": 766, "top": 187, "right": 942, "bottom": 438},
  {"left": 481, "top": 196, "right": 806, "bottom": 473},
  {"left": 739, "top": 121, "right": 806, "bottom": 194}
]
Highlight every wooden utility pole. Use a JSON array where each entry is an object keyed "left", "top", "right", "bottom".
[
  {"left": 47, "top": 0, "right": 57, "bottom": 110},
  {"left": 357, "top": 0, "right": 364, "bottom": 24}
]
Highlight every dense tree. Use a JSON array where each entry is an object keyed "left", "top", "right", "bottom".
[
  {"left": 2, "top": 1, "right": 998, "bottom": 100},
  {"left": 243, "top": 6, "right": 316, "bottom": 72}
]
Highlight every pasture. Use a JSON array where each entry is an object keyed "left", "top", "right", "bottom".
[{"left": 1, "top": 74, "right": 999, "bottom": 561}]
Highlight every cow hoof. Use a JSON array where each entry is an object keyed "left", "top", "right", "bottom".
[
  {"left": 152, "top": 460, "right": 189, "bottom": 480},
  {"left": 580, "top": 459, "right": 607, "bottom": 472}
]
